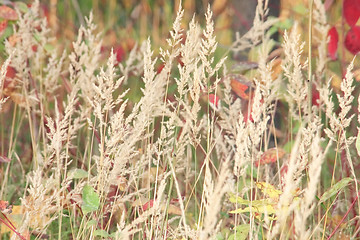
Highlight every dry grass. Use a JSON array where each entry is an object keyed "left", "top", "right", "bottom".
[{"left": 0, "top": 0, "right": 359, "bottom": 239}]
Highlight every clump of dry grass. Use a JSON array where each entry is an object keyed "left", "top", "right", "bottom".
[{"left": 0, "top": 0, "right": 360, "bottom": 239}]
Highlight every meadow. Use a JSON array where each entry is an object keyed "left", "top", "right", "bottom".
[{"left": 0, "top": 0, "right": 359, "bottom": 239}]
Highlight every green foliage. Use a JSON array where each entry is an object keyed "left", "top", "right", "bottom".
[
  {"left": 69, "top": 168, "right": 88, "bottom": 179},
  {"left": 228, "top": 224, "right": 250, "bottom": 240},
  {"left": 81, "top": 185, "right": 100, "bottom": 215},
  {"left": 319, "top": 177, "right": 353, "bottom": 204}
]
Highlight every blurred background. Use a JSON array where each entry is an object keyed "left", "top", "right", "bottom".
[
  {"left": 0, "top": 0, "right": 351, "bottom": 91},
  {"left": 33, "top": 0, "right": 280, "bottom": 58},
  {"left": 0, "top": 0, "right": 348, "bottom": 63}
]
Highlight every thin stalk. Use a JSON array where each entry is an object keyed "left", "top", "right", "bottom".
[
  {"left": 0, "top": 214, "right": 26, "bottom": 240},
  {"left": 322, "top": 130, "right": 342, "bottom": 239},
  {"left": 309, "top": 191, "right": 341, "bottom": 239},
  {"left": 308, "top": 0, "right": 314, "bottom": 119},
  {"left": 0, "top": 104, "right": 17, "bottom": 199},
  {"left": 327, "top": 189, "right": 360, "bottom": 239}
]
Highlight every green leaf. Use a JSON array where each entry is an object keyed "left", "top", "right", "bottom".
[
  {"left": 356, "top": 129, "right": 360, "bottom": 156},
  {"left": 228, "top": 194, "right": 276, "bottom": 214},
  {"left": 110, "top": 232, "right": 119, "bottom": 238},
  {"left": 14, "top": 2, "right": 28, "bottom": 13},
  {"left": 44, "top": 43, "right": 55, "bottom": 52},
  {"left": 228, "top": 224, "right": 250, "bottom": 240},
  {"left": 86, "top": 219, "right": 97, "bottom": 229},
  {"left": 283, "top": 140, "right": 294, "bottom": 153},
  {"left": 293, "top": 3, "right": 308, "bottom": 15},
  {"left": 215, "top": 232, "right": 225, "bottom": 240},
  {"left": 82, "top": 185, "right": 100, "bottom": 214},
  {"left": 69, "top": 168, "right": 88, "bottom": 179},
  {"left": 319, "top": 178, "right": 352, "bottom": 203},
  {"left": 248, "top": 39, "right": 276, "bottom": 62},
  {"left": 292, "top": 120, "right": 301, "bottom": 134},
  {"left": 33, "top": 33, "right": 40, "bottom": 42},
  {"left": 273, "top": 18, "right": 293, "bottom": 30},
  {"left": 245, "top": 164, "right": 257, "bottom": 178},
  {"left": 0, "top": 26, "right": 13, "bottom": 41},
  {"left": 94, "top": 229, "right": 110, "bottom": 238}
]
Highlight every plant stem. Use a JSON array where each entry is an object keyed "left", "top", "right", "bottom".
[
  {"left": 0, "top": 213, "right": 26, "bottom": 240},
  {"left": 327, "top": 190, "right": 359, "bottom": 239},
  {"left": 308, "top": 0, "right": 314, "bottom": 119}
]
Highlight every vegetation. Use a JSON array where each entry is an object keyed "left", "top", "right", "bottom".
[{"left": 0, "top": 0, "right": 359, "bottom": 239}]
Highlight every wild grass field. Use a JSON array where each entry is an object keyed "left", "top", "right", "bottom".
[{"left": 0, "top": 0, "right": 360, "bottom": 239}]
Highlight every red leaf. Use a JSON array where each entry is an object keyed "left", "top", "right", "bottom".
[
  {"left": 157, "top": 63, "right": 165, "bottom": 74},
  {"left": 177, "top": 55, "right": 184, "bottom": 67},
  {"left": 343, "top": 0, "right": 360, "bottom": 26},
  {"left": 31, "top": 45, "right": 38, "bottom": 52},
  {"left": 0, "top": 20, "right": 7, "bottom": 37},
  {"left": 208, "top": 94, "right": 220, "bottom": 109},
  {"left": 345, "top": 26, "right": 360, "bottom": 55},
  {"left": 0, "top": 200, "right": 12, "bottom": 214},
  {"left": 242, "top": 95, "right": 264, "bottom": 123},
  {"left": 230, "top": 76, "right": 252, "bottom": 100},
  {"left": 312, "top": 84, "right": 320, "bottom": 106},
  {"left": 0, "top": 6, "right": 17, "bottom": 21},
  {"left": 324, "top": 0, "right": 334, "bottom": 10},
  {"left": 3, "top": 66, "right": 16, "bottom": 89},
  {"left": 142, "top": 200, "right": 154, "bottom": 211},
  {"left": 114, "top": 45, "right": 125, "bottom": 63},
  {"left": 255, "top": 148, "right": 286, "bottom": 167},
  {"left": 0, "top": 155, "right": 11, "bottom": 163},
  {"left": 40, "top": 4, "right": 50, "bottom": 24},
  {"left": 280, "top": 162, "right": 288, "bottom": 186},
  {"left": 0, "top": 200, "right": 8, "bottom": 210},
  {"left": 243, "top": 106, "right": 254, "bottom": 123},
  {"left": 6, "top": 66, "right": 16, "bottom": 79},
  {"left": 328, "top": 26, "right": 338, "bottom": 60}
]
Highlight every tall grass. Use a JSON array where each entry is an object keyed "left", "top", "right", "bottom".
[{"left": 0, "top": 0, "right": 359, "bottom": 239}]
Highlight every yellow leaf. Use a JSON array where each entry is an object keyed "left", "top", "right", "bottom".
[
  {"left": 215, "top": 10, "right": 233, "bottom": 45},
  {"left": 229, "top": 195, "right": 272, "bottom": 206},
  {"left": 229, "top": 204, "right": 276, "bottom": 214},
  {"left": 256, "top": 182, "right": 282, "bottom": 201},
  {"left": 1, "top": 205, "right": 50, "bottom": 235},
  {"left": 0, "top": 205, "right": 22, "bottom": 235},
  {"left": 166, "top": 204, "right": 182, "bottom": 215},
  {"left": 270, "top": 58, "right": 283, "bottom": 81},
  {"left": 327, "top": 70, "right": 342, "bottom": 91},
  {"left": 354, "top": 68, "right": 360, "bottom": 82},
  {"left": 212, "top": 0, "right": 228, "bottom": 15}
]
